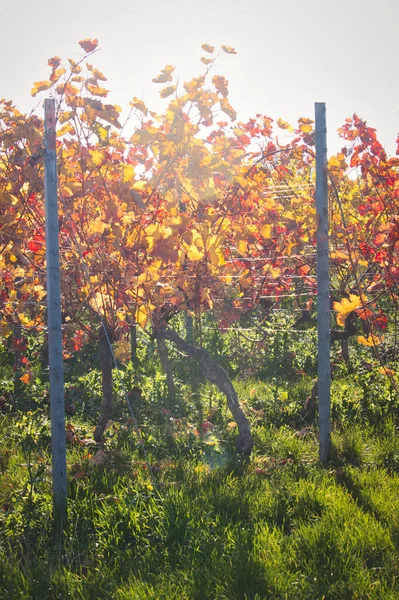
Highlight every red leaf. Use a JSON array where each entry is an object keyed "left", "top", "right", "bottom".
[{"left": 28, "top": 241, "right": 41, "bottom": 253}]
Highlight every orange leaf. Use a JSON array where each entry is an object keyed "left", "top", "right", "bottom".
[
  {"left": 379, "top": 366, "right": 395, "bottom": 377},
  {"left": 212, "top": 75, "right": 229, "bottom": 98},
  {"left": 374, "top": 233, "right": 387, "bottom": 246},
  {"left": 152, "top": 65, "right": 175, "bottom": 84},
  {"left": 201, "top": 43, "right": 215, "bottom": 53},
  {"left": 86, "top": 83, "right": 109, "bottom": 97},
  {"left": 20, "top": 372, "right": 33, "bottom": 385},
  {"left": 78, "top": 38, "right": 98, "bottom": 53},
  {"left": 221, "top": 45, "right": 237, "bottom": 54}
]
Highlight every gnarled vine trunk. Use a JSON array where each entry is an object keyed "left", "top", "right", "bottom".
[
  {"left": 156, "top": 334, "right": 176, "bottom": 405},
  {"left": 161, "top": 327, "right": 253, "bottom": 456},
  {"left": 94, "top": 326, "right": 113, "bottom": 442}
]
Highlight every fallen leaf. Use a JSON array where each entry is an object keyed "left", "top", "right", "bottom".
[{"left": 90, "top": 450, "right": 107, "bottom": 466}]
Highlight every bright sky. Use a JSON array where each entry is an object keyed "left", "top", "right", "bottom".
[{"left": 2, "top": 0, "right": 398, "bottom": 155}]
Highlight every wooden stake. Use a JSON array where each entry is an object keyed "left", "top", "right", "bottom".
[
  {"left": 315, "top": 102, "right": 331, "bottom": 464},
  {"left": 44, "top": 99, "right": 67, "bottom": 534}
]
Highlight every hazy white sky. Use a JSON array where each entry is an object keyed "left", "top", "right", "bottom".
[{"left": 2, "top": 0, "right": 399, "bottom": 155}]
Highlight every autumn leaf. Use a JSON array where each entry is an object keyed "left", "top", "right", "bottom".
[
  {"left": 333, "top": 294, "right": 365, "bottom": 326},
  {"left": 49, "top": 67, "right": 66, "bottom": 84},
  {"left": 152, "top": 65, "right": 175, "bottom": 84},
  {"left": 201, "top": 43, "right": 215, "bottom": 54},
  {"left": 299, "top": 123, "right": 313, "bottom": 134},
  {"left": 220, "top": 98, "right": 236, "bottom": 120},
  {"left": 221, "top": 45, "right": 237, "bottom": 54},
  {"left": 379, "top": 366, "right": 396, "bottom": 376},
  {"left": 358, "top": 334, "right": 383, "bottom": 346},
  {"left": 78, "top": 38, "right": 98, "bottom": 53},
  {"left": 90, "top": 149, "right": 105, "bottom": 166},
  {"left": 31, "top": 80, "right": 52, "bottom": 97},
  {"left": 130, "top": 97, "right": 148, "bottom": 115},
  {"left": 20, "top": 372, "right": 33, "bottom": 385},
  {"left": 48, "top": 56, "right": 61, "bottom": 68},
  {"left": 86, "top": 83, "right": 109, "bottom": 97},
  {"left": 160, "top": 85, "right": 176, "bottom": 98},
  {"left": 276, "top": 118, "right": 294, "bottom": 132},
  {"left": 212, "top": 75, "right": 229, "bottom": 98},
  {"left": 114, "top": 338, "right": 130, "bottom": 363},
  {"left": 259, "top": 224, "right": 272, "bottom": 239},
  {"left": 136, "top": 305, "right": 150, "bottom": 328},
  {"left": 90, "top": 450, "right": 107, "bottom": 465}
]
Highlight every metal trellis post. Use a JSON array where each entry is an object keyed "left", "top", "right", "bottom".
[
  {"left": 44, "top": 99, "right": 67, "bottom": 533},
  {"left": 315, "top": 102, "right": 331, "bottom": 464}
]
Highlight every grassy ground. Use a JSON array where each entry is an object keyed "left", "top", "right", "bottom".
[{"left": 1, "top": 373, "right": 399, "bottom": 599}]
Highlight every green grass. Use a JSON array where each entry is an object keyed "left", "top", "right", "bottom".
[{"left": 1, "top": 375, "right": 399, "bottom": 599}]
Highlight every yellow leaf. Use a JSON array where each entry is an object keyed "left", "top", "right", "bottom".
[
  {"left": 132, "top": 180, "right": 148, "bottom": 191},
  {"left": 87, "top": 221, "right": 106, "bottom": 236},
  {"left": 187, "top": 244, "right": 205, "bottom": 261},
  {"left": 122, "top": 165, "right": 135, "bottom": 183},
  {"left": 160, "top": 85, "right": 176, "bottom": 98},
  {"left": 221, "top": 45, "right": 237, "bottom": 54},
  {"left": 31, "top": 80, "right": 52, "bottom": 97},
  {"left": 201, "top": 43, "right": 215, "bottom": 54},
  {"left": 88, "top": 290, "right": 115, "bottom": 316},
  {"left": 92, "top": 123, "right": 110, "bottom": 144},
  {"left": 33, "top": 285, "right": 46, "bottom": 300},
  {"left": 114, "top": 338, "right": 130, "bottom": 363},
  {"left": 152, "top": 65, "right": 175, "bottom": 84},
  {"left": 236, "top": 239, "right": 247, "bottom": 255},
  {"left": 358, "top": 334, "right": 383, "bottom": 347},
  {"left": 56, "top": 122, "right": 75, "bottom": 137},
  {"left": 276, "top": 118, "right": 294, "bottom": 132},
  {"left": 299, "top": 123, "right": 313, "bottom": 134},
  {"left": 259, "top": 224, "right": 272, "bottom": 239},
  {"left": 49, "top": 67, "right": 66, "bottom": 84},
  {"left": 90, "top": 149, "right": 105, "bottom": 166},
  {"left": 136, "top": 305, "right": 150, "bottom": 328},
  {"left": 333, "top": 294, "right": 365, "bottom": 327},
  {"left": 19, "top": 313, "right": 35, "bottom": 328},
  {"left": 130, "top": 97, "right": 148, "bottom": 115},
  {"left": 212, "top": 75, "right": 229, "bottom": 98},
  {"left": 220, "top": 98, "right": 236, "bottom": 120},
  {"left": 329, "top": 155, "right": 343, "bottom": 169}
]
